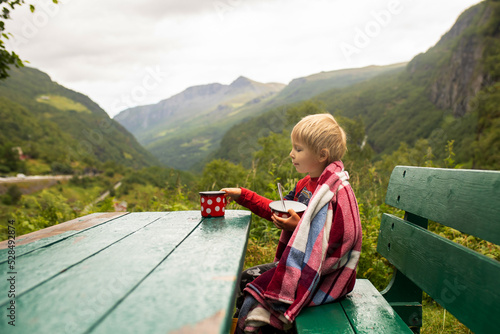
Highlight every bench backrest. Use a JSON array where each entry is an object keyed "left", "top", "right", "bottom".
[{"left": 377, "top": 166, "right": 500, "bottom": 334}]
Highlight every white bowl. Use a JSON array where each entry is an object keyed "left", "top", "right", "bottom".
[{"left": 269, "top": 200, "right": 307, "bottom": 218}]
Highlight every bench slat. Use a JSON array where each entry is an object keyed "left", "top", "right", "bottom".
[
  {"left": 378, "top": 214, "right": 500, "bottom": 334},
  {"left": 385, "top": 166, "right": 500, "bottom": 245},
  {"left": 90, "top": 211, "right": 251, "bottom": 334},
  {"left": 295, "top": 301, "right": 355, "bottom": 334},
  {"left": 295, "top": 280, "right": 412, "bottom": 334},
  {"left": 340, "top": 279, "right": 413, "bottom": 333}
]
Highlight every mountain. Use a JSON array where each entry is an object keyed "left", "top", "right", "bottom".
[
  {"left": 114, "top": 76, "right": 284, "bottom": 170},
  {"left": 0, "top": 67, "right": 159, "bottom": 174},
  {"left": 115, "top": 64, "right": 404, "bottom": 170},
  {"left": 214, "top": 0, "right": 500, "bottom": 170}
]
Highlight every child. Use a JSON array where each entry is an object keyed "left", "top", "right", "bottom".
[{"left": 222, "top": 113, "right": 362, "bottom": 334}]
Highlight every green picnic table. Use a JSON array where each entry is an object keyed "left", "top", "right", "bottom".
[{"left": 0, "top": 210, "right": 251, "bottom": 334}]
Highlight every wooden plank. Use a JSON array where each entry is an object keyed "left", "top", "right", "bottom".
[
  {"left": 295, "top": 301, "right": 355, "bottom": 334},
  {"left": 377, "top": 214, "right": 500, "bottom": 334},
  {"left": 89, "top": 210, "right": 251, "bottom": 334},
  {"left": 0, "top": 212, "right": 127, "bottom": 257},
  {"left": 340, "top": 279, "right": 412, "bottom": 333},
  {"left": 0, "top": 211, "right": 201, "bottom": 334},
  {"left": 0, "top": 212, "right": 168, "bottom": 307},
  {"left": 385, "top": 166, "right": 500, "bottom": 245},
  {"left": 296, "top": 279, "right": 412, "bottom": 334}
]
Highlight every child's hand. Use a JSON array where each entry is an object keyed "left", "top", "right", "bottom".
[
  {"left": 220, "top": 188, "right": 241, "bottom": 203},
  {"left": 272, "top": 209, "right": 301, "bottom": 231}
]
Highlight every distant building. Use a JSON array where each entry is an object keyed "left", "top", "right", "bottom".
[
  {"left": 12, "top": 147, "right": 27, "bottom": 161},
  {"left": 113, "top": 200, "right": 128, "bottom": 212}
]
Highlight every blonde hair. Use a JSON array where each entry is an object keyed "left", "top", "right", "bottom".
[{"left": 291, "top": 113, "right": 347, "bottom": 163}]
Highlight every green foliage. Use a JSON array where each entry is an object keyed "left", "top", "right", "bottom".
[
  {"left": 1, "top": 184, "right": 22, "bottom": 205},
  {"left": 337, "top": 116, "right": 374, "bottom": 163},
  {"left": 69, "top": 175, "right": 95, "bottom": 188},
  {"left": 470, "top": 82, "right": 500, "bottom": 168},
  {"left": 200, "top": 159, "right": 250, "bottom": 191},
  {"left": 482, "top": 1, "right": 500, "bottom": 80},
  {"left": 51, "top": 162, "right": 73, "bottom": 175},
  {"left": 7, "top": 189, "right": 75, "bottom": 237},
  {"left": 93, "top": 196, "right": 115, "bottom": 212},
  {"left": 0, "top": 0, "right": 25, "bottom": 79},
  {"left": 284, "top": 100, "right": 327, "bottom": 126},
  {"left": 121, "top": 166, "right": 195, "bottom": 189},
  {"left": 0, "top": 1, "right": 59, "bottom": 79},
  {"left": 0, "top": 143, "right": 23, "bottom": 174}
]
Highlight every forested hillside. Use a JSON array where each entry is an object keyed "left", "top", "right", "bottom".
[{"left": 0, "top": 67, "right": 159, "bottom": 175}]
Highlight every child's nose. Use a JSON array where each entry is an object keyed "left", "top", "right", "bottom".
[{"left": 289, "top": 150, "right": 294, "bottom": 158}]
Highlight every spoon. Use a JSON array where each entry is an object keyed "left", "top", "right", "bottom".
[{"left": 277, "top": 182, "right": 286, "bottom": 211}]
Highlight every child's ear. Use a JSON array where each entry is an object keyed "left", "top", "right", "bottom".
[{"left": 319, "top": 149, "right": 329, "bottom": 163}]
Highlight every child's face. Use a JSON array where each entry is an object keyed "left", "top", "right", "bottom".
[{"left": 290, "top": 140, "right": 327, "bottom": 178}]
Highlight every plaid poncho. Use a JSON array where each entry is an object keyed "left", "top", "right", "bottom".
[{"left": 237, "top": 161, "right": 362, "bottom": 333}]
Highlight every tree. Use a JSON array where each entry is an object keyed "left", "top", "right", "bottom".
[
  {"left": 0, "top": 0, "right": 58, "bottom": 79},
  {"left": 200, "top": 159, "right": 250, "bottom": 191}
]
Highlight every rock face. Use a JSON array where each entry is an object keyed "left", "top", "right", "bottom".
[
  {"left": 430, "top": 36, "right": 484, "bottom": 117},
  {"left": 428, "top": 4, "right": 492, "bottom": 117}
]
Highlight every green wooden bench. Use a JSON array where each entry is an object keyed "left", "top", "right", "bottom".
[
  {"left": 296, "top": 166, "right": 500, "bottom": 334},
  {"left": 0, "top": 210, "right": 251, "bottom": 333}
]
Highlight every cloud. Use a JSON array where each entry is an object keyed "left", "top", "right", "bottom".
[{"left": 74, "top": 0, "right": 275, "bottom": 20}]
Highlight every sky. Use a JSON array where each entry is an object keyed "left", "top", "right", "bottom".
[{"left": 4, "top": 0, "right": 483, "bottom": 117}]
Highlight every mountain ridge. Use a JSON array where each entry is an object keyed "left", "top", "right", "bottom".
[{"left": 114, "top": 63, "right": 405, "bottom": 170}]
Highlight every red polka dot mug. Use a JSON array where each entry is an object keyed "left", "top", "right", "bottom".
[{"left": 199, "top": 191, "right": 226, "bottom": 217}]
